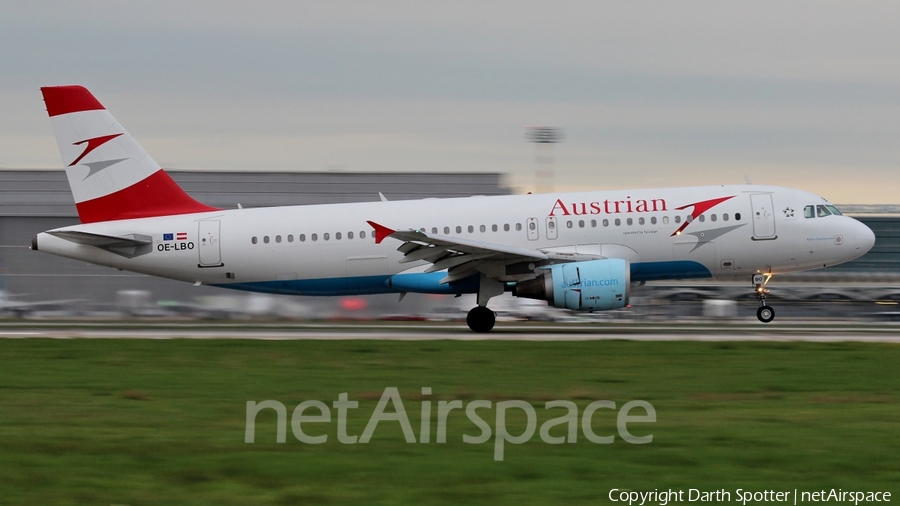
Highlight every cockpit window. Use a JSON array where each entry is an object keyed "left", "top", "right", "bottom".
[
  {"left": 825, "top": 205, "right": 843, "bottom": 216},
  {"left": 816, "top": 205, "right": 832, "bottom": 218},
  {"left": 804, "top": 205, "right": 815, "bottom": 219}
]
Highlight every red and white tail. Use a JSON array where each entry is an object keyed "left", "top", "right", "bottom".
[{"left": 41, "top": 85, "right": 218, "bottom": 223}]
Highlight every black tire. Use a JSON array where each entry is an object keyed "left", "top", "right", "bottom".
[
  {"left": 757, "top": 305, "right": 775, "bottom": 323},
  {"left": 466, "top": 306, "right": 496, "bottom": 333}
]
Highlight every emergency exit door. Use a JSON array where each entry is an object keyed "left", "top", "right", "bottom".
[{"left": 526, "top": 217, "right": 539, "bottom": 241}]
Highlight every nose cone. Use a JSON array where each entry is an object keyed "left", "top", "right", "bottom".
[{"left": 854, "top": 220, "right": 876, "bottom": 255}]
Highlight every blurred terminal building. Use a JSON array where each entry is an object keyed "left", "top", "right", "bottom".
[{"left": 1, "top": 169, "right": 899, "bottom": 313}]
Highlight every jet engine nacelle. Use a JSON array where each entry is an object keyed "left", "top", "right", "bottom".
[{"left": 513, "top": 259, "right": 630, "bottom": 311}]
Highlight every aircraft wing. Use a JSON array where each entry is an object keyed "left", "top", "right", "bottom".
[{"left": 367, "top": 221, "right": 599, "bottom": 284}]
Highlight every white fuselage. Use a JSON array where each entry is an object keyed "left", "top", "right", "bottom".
[{"left": 35, "top": 184, "right": 875, "bottom": 296}]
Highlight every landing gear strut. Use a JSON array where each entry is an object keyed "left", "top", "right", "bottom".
[
  {"left": 467, "top": 306, "right": 496, "bottom": 333},
  {"left": 753, "top": 273, "right": 775, "bottom": 323}
]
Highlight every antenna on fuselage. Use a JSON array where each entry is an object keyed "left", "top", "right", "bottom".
[{"left": 744, "top": 175, "right": 753, "bottom": 185}]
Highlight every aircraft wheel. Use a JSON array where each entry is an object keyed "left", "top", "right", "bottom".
[
  {"left": 757, "top": 305, "right": 775, "bottom": 323},
  {"left": 466, "top": 306, "right": 496, "bottom": 333}
]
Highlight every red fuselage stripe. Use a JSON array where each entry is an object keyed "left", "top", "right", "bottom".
[{"left": 75, "top": 169, "right": 220, "bottom": 223}]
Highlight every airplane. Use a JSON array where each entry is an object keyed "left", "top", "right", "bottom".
[{"left": 31, "top": 85, "right": 876, "bottom": 332}]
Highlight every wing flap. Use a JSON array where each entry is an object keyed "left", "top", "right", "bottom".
[{"left": 367, "top": 220, "right": 562, "bottom": 284}]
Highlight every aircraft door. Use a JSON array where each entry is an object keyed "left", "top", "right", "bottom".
[
  {"left": 198, "top": 220, "right": 223, "bottom": 267},
  {"left": 527, "top": 218, "right": 539, "bottom": 241},
  {"left": 546, "top": 217, "right": 558, "bottom": 240},
  {"left": 750, "top": 194, "right": 777, "bottom": 240}
]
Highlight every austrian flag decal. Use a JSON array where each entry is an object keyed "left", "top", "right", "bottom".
[{"left": 163, "top": 232, "right": 188, "bottom": 241}]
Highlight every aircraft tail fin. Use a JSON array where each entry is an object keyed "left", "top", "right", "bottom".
[{"left": 40, "top": 85, "right": 218, "bottom": 223}]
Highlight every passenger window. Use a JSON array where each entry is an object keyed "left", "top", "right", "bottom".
[
  {"left": 324, "top": 233, "right": 330, "bottom": 241},
  {"left": 603, "top": 219, "right": 609, "bottom": 227},
  {"left": 456, "top": 226, "right": 463, "bottom": 234},
  {"left": 517, "top": 223, "right": 523, "bottom": 231},
  {"left": 651, "top": 217, "right": 657, "bottom": 225},
  {"left": 804, "top": 205, "right": 815, "bottom": 218},
  {"left": 444, "top": 227, "right": 450, "bottom": 234},
  {"left": 735, "top": 213, "right": 741, "bottom": 220},
  {"left": 348, "top": 232, "right": 353, "bottom": 239},
  {"left": 504, "top": 224, "right": 510, "bottom": 232},
  {"left": 627, "top": 218, "right": 633, "bottom": 226},
  {"left": 360, "top": 231, "right": 366, "bottom": 239},
  {"left": 817, "top": 205, "right": 832, "bottom": 217},
  {"left": 276, "top": 235, "right": 282, "bottom": 243},
  {"left": 698, "top": 215, "right": 705, "bottom": 223},
  {"left": 723, "top": 213, "right": 729, "bottom": 221},
  {"left": 578, "top": 220, "right": 585, "bottom": 228},
  {"left": 663, "top": 216, "right": 669, "bottom": 224},
  {"left": 311, "top": 234, "right": 318, "bottom": 241},
  {"left": 686, "top": 215, "right": 693, "bottom": 223},
  {"left": 300, "top": 234, "right": 306, "bottom": 242},
  {"left": 567, "top": 221, "right": 573, "bottom": 228},
  {"left": 492, "top": 224, "right": 498, "bottom": 232},
  {"left": 675, "top": 216, "right": 681, "bottom": 224},
  {"left": 639, "top": 217, "right": 645, "bottom": 225},
  {"left": 264, "top": 236, "right": 270, "bottom": 244},
  {"left": 468, "top": 225, "right": 474, "bottom": 233},
  {"left": 615, "top": 219, "right": 621, "bottom": 226},
  {"left": 591, "top": 219, "right": 597, "bottom": 227},
  {"left": 529, "top": 222, "right": 536, "bottom": 231},
  {"left": 288, "top": 234, "right": 294, "bottom": 242},
  {"left": 335, "top": 232, "right": 341, "bottom": 240},
  {"left": 432, "top": 227, "right": 438, "bottom": 234},
  {"left": 826, "top": 205, "right": 843, "bottom": 216},
  {"left": 711, "top": 214, "right": 717, "bottom": 222},
  {"left": 548, "top": 221, "right": 556, "bottom": 230},
  {"left": 251, "top": 236, "right": 258, "bottom": 244},
  {"left": 479, "top": 225, "right": 486, "bottom": 233}
]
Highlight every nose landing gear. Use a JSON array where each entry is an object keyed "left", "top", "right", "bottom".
[{"left": 753, "top": 273, "right": 775, "bottom": 323}]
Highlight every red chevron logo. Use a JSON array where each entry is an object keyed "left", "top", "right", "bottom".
[
  {"left": 670, "top": 195, "right": 735, "bottom": 236},
  {"left": 68, "top": 133, "right": 123, "bottom": 167}
]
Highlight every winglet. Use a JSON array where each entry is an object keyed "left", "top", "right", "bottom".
[{"left": 367, "top": 221, "right": 395, "bottom": 244}]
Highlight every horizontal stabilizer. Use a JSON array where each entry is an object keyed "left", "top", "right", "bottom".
[{"left": 48, "top": 230, "right": 152, "bottom": 248}]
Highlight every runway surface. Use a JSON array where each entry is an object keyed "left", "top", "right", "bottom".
[{"left": 2, "top": 320, "right": 900, "bottom": 342}]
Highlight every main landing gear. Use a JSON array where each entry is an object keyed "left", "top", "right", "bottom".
[
  {"left": 466, "top": 274, "right": 503, "bottom": 333},
  {"left": 467, "top": 306, "right": 496, "bottom": 333},
  {"left": 753, "top": 273, "right": 775, "bottom": 323}
]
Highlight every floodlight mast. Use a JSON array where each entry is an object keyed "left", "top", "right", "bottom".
[{"left": 525, "top": 126, "right": 563, "bottom": 194}]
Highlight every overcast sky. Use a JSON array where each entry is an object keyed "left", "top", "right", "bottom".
[{"left": 1, "top": 1, "right": 899, "bottom": 203}]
